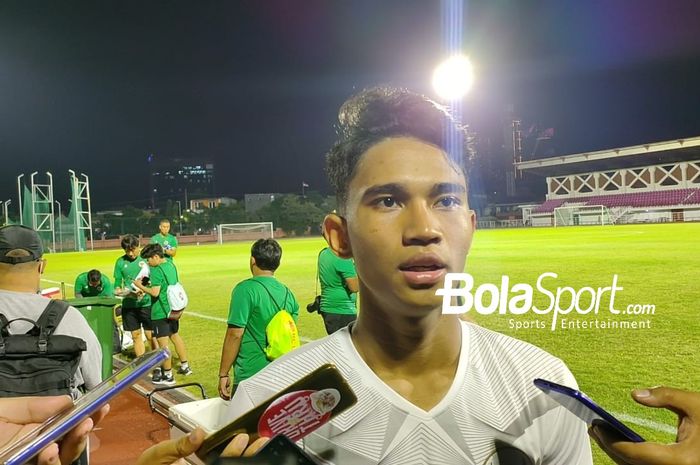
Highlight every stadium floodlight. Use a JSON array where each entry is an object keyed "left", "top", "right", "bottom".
[
  {"left": 432, "top": 55, "right": 474, "bottom": 101},
  {"left": 217, "top": 222, "right": 274, "bottom": 244}
]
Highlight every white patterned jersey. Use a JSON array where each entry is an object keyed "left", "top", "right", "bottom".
[{"left": 224, "top": 322, "right": 593, "bottom": 465}]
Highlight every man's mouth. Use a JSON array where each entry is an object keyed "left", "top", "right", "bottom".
[{"left": 398, "top": 255, "right": 448, "bottom": 287}]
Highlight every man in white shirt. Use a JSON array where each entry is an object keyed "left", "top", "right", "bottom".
[
  {"left": 224, "top": 87, "right": 593, "bottom": 464},
  {"left": 0, "top": 225, "right": 102, "bottom": 397}
]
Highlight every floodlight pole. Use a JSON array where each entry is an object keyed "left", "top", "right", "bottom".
[
  {"left": 68, "top": 170, "right": 79, "bottom": 249},
  {"left": 17, "top": 174, "right": 24, "bottom": 225},
  {"left": 30, "top": 171, "right": 38, "bottom": 229},
  {"left": 46, "top": 172, "right": 56, "bottom": 253},
  {"left": 55, "top": 200, "right": 63, "bottom": 252},
  {"left": 81, "top": 173, "right": 94, "bottom": 250},
  {"left": 4, "top": 200, "right": 10, "bottom": 225},
  {"left": 176, "top": 200, "right": 183, "bottom": 234}
]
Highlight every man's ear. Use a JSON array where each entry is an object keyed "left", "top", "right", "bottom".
[
  {"left": 468, "top": 209, "right": 476, "bottom": 231},
  {"left": 323, "top": 214, "right": 352, "bottom": 259}
]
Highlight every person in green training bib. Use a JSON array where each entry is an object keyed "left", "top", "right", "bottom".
[
  {"left": 133, "top": 243, "right": 191, "bottom": 386},
  {"left": 217, "top": 238, "right": 299, "bottom": 400},
  {"left": 74, "top": 269, "right": 114, "bottom": 298},
  {"left": 113, "top": 234, "right": 155, "bottom": 357},
  {"left": 317, "top": 227, "right": 359, "bottom": 334},
  {"left": 150, "top": 219, "right": 178, "bottom": 261}
]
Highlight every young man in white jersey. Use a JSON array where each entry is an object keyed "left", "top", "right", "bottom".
[{"left": 224, "top": 87, "right": 593, "bottom": 464}]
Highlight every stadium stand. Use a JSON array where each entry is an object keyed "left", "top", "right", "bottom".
[
  {"left": 533, "top": 188, "right": 700, "bottom": 213},
  {"left": 517, "top": 137, "right": 700, "bottom": 226}
]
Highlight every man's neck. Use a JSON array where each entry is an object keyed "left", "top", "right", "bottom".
[
  {"left": 351, "top": 298, "right": 462, "bottom": 376},
  {"left": 0, "top": 276, "right": 40, "bottom": 294},
  {"left": 350, "top": 296, "right": 462, "bottom": 411},
  {"left": 252, "top": 269, "right": 274, "bottom": 278}
]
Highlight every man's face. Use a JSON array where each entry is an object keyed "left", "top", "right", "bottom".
[
  {"left": 159, "top": 222, "right": 170, "bottom": 235},
  {"left": 89, "top": 279, "right": 101, "bottom": 288},
  {"left": 146, "top": 255, "right": 160, "bottom": 267},
  {"left": 125, "top": 247, "right": 139, "bottom": 259},
  {"left": 343, "top": 137, "right": 475, "bottom": 315}
]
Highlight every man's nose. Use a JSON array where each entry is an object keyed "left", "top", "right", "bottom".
[{"left": 402, "top": 202, "right": 442, "bottom": 246}]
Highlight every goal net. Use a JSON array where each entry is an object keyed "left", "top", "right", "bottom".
[
  {"left": 554, "top": 205, "right": 613, "bottom": 227},
  {"left": 217, "top": 222, "right": 274, "bottom": 243}
]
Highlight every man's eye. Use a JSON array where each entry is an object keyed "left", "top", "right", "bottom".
[
  {"left": 437, "top": 196, "right": 461, "bottom": 208},
  {"left": 374, "top": 196, "right": 398, "bottom": 208}
]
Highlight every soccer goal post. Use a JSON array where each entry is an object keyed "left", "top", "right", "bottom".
[
  {"left": 553, "top": 205, "right": 613, "bottom": 227},
  {"left": 217, "top": 222, "right": 274, "bottom": 243}
]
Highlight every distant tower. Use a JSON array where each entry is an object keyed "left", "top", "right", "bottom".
[
  {"left": 69, "top": 170, "right": 94, "bottom": 251},
  {"left": 149, "top": 156, "right": 215, "bottom": 209},
  {"left": 29, "top": 172, "right": 56, "bottom": 253}
]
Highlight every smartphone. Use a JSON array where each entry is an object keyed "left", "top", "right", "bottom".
[
  {"left": 197, "top": 364, "right": 356, "bottom": 463},
  {"left": 533, "top": 378, "right": 645, "bottom": 442},
  {"left": 0, "top": 348, "right": 170, "bottom": 465},
  {"left": 209, "top": 434, "right": 320, "bottom": 465}
]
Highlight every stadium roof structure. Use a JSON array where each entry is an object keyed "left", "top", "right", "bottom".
[{"left": 515, "top": 135, "right": 700, "bottom": 176}]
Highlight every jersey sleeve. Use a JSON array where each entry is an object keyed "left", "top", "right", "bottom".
[
  {"left": 101, "top": 276, "right": 114, "bottom": 297},
  {"left": 288, "top": 290, "right": 300, "bottom": 322},
  {"left": 150, "top": 266, "right": 166, "bottom": 288},
  {"left": 113, "top": 259, "right": 124, "bottom": 288},
  {"left": 337, "top": 257, "right": 357, "bottom": 279},
  {"left": 74, "top": 274, "right": 85, "bottom": 297},
  {"left": 540, "top": 367, "right": 594, "bottom": 464},
  {"left": 227, "top": 283, "right": 255, "bottom": 327}
]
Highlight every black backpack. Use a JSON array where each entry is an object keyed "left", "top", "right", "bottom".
[{"left": 0, "top": 300, "right": 87, "bottom": 397}]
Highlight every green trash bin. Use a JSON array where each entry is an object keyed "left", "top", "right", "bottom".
[{"left": 66, "top": 297, "right": 121, "bottom": 380}]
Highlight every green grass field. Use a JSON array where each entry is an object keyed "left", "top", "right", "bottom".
[{"left": 43, "top": 223, "right": 699, "bottom": 464}]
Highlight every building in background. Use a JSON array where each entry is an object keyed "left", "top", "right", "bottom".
[
  {"left": 244, "top": 193, "right": 279, "bottom": 213},
  {"left": 148, "top": 155, "right": 215, "bottom": 208},
  {"left": 189, "top": 197, "right": 237, "bottom": 213}
]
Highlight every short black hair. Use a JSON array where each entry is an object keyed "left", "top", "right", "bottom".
[
  {"left": 121, "top": 234, "right": 140, "bottom": 251},
  {"left": 87, "top": 269, "right": 102, "bottom": 284},
  {"left": 326, "top": 86, "right": 471, "bottom": 213},
  {"left": 140, "top": 243, "right": 165, "bottom": 259},
  {"left": 251, "top": 239, "right": 282, "bottom": 272}
]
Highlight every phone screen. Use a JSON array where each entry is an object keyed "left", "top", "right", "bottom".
[
  {"left": 0, "top": 348, "right": 169, "bottom": 465},
  {"left": 198, "top": 364, "right": 356, "bottom": 463},
  {"left": 533, "top": 378, "right": 645, "bottom": 442}
]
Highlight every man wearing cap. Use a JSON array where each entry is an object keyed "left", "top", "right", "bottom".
[
  {"left": 74, "top": 269, "right": 114, "bottom": 298},
  {"left": 0, "top": 225, "right": 102, "bottom": 396}
]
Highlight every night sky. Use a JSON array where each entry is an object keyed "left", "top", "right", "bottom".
[{"left": 1, "top": 1, "right": 700, "bottom": 210}]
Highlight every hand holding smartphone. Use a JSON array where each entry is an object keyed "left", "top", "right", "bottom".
[
  {"left": 534, "top": 378, "right": 645, "bottom": 443},
  {"left": 198, "top": 364, "right": 356, "bottom": 463},
  {"left": 210, "top": 434, "right": 320, "bottom": 465},
  {"left": 0, "top": 349, "right": 169, "bottom": 465}
]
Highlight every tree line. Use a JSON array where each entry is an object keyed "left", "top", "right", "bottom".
[{"left": 95, "top": 192, "right": 337, "bottom": 238}]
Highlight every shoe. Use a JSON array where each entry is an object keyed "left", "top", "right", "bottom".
[
  {"left": 153, "top": 373, "right": 176, "bottom": 386},
  {"left": 177, "top": 365, "right": 193, "bottom": 376},
  {"left": 151, "top": 369, "right": 162, "bottom": 383}
]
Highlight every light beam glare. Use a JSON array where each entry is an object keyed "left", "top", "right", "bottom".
[{"left": 432, "top": 55, "right": 474, "bottom": 101}]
